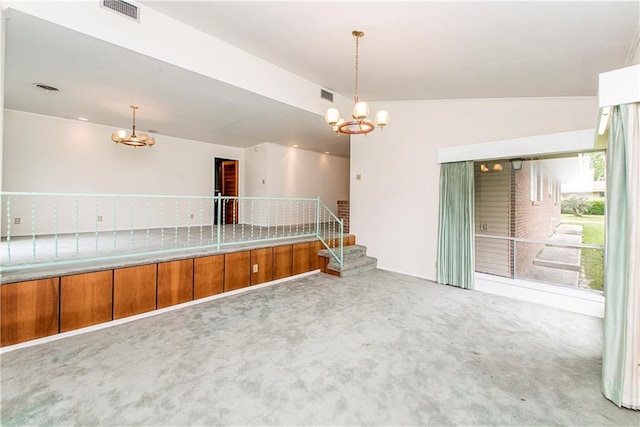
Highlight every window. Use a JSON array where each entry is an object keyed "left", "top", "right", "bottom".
[{"left": 530, "top": 161, "right": 543, "bottom": 202}]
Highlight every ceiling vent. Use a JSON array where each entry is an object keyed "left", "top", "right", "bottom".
[
  {"left": 34, "top": 83, "right": 60, "bottom": 92},
  {"left": 320, "top": 89, "right": 334, "bottom": 103},
  {"left": 101, "top": 0, "right": 139, "bottom": 22}
]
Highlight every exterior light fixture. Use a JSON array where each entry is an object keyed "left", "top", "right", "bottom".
[
  {"left": 111, "top": 105, "right": 156, "bottom": 147},
  {"left": 510, "top": 158, "right": 525, "bottom": 171},
  {"left": 492, "top": 163, "right": 504, "bottom": 172},
  {"left": 598, "top": 106, "right": 611, "bottom": 135},
  {"left": 324, "top": 31, "right": 390, "bottom": 135}
]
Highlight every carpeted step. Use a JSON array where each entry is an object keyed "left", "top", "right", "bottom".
[
  {"left": 327, "top": 255, "right": 377, "bottom": 278},
  {"left": 318, "top": 244, "right": 367, "bottom": 260}
]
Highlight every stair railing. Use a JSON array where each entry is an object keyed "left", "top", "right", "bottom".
[
  {"left": 0, "top": 192, "right": 343, "bottom": 272},
  {"left": 316, "top": 197, "right": 344, "bottom": 268}
]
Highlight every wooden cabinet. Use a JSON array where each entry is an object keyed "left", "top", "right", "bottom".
[
  {"left": 273, "top": 245, "right": 293, "bottom": 280},
  {"left": 157, "top": 259, "right": 193, "bottom": 309},
  {"left": 113, "top": 264, "right": 157, "bottom": 319},
  {"left": 1, "top": 278, "right": 59, "bottom": 346},
  {"left": 293, "top": 243, "right": 310, "bottom": 275},
  {"left": 60, "top": 271, "right": 113, "bottom": 333},
  {"left": 224, "top": 251, "right": 250, "bottom": 291},
  {"left": 194, "top": 255, "right": 224, "bottom": 299},
  {"left": 309, "top": 240, "right": 324, "bottom": 271},
  {"left": 251, "top": 248, "right": 273, "bottom": 285}
]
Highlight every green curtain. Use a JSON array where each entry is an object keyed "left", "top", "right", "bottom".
[
  {"left": 602, "top": 104, "right": 640, "bottom": 410},
  {"left": 437, "top": 161, "right": 475, "bottom": 289}
]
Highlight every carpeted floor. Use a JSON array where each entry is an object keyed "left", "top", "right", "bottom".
[{"left": 1, "top": 269, "right": 638, "bottom": 425}]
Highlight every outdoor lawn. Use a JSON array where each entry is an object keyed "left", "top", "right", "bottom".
[{"left": 561, "top": 214, "right": 605, "bottom": 291}]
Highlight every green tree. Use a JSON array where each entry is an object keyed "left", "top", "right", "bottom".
[
  {"left": 562, "top": 196, "right": 588, "bottom": 217},
  {"left": 590, "top": 151, "right": 605, "bottom": 181}
]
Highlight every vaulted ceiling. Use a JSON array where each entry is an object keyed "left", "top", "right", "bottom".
[{"left": 4, "top": 1, "right": 639, "bottom": 157}]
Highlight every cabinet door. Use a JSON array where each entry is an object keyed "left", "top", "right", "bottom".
[
  {"left": 157, "top": 259, "right": 193, "bottom": 309},
  {"left": 113, "top": 264, "right": 157, "bottom": 319},
  {"left": 194, "top": 255, "right": 224, "bottom": 299},
  {"left": 273, "top": 245, "right": 293, "bottom": 280},
  {"left": 309, "top": 240, "right": 324, "bottom": 271},
  {"left": 1, "top": 278, "right": 59, "bottom": 346},
  {"left": 251, "top": 248, "right": 273, "bottom": 285},
  {"left": 224, "top": 251, "right": 250, "bottom": 291},
  {"left": 60, "top": 271, "right": 113, "bottom": 332},
  {"left": 293, "top": 242, "right": 311, "bottom": 275}
]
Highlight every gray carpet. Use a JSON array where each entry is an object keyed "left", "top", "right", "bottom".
[{"left": 1, "top": 270, "right": 638, "bottom": 425}]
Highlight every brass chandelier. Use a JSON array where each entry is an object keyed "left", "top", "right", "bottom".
[
  {"left": 111, "top": 105, "right": 156, "bottom": 147},
  {"left": 324, "top": 30, "right": 389, "bottom": 135}
]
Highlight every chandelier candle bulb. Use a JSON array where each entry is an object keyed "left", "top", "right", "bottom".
[
  {"left": 325, "top": 108, "right": 341, "bottom": 126},
  {"left": 353, "top": 101, "right": 370, "bottom": 120},
  {"left": 374, "top": 110, "right": 390, "bottom": 128}
]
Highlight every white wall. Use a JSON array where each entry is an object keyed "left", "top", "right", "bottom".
[
  {"left": 243, "top": 142, "right": 349, "bottom": 227},
  {"left": 3, "top": 109, "right": 245, "bottom": 235},
  {"left": 2, "top": 110, "right": 349, "bottom": 236},
  {"left": 350, "top": 96, "right": 598, "bottom": 281},
  {"left": 244, "top": 142, "right": 270, "bottom": 198},
  {"left": 3, "top": 109, "right": 244, "bottom": 195},
  {"left": 266, "top": 143, "right": 349, "bottom": 213},
  {"left": 245, "top": 142, "right": 349, "bottom": 212}
]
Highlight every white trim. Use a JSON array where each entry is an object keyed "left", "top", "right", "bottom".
[
  {"left": 599, "top": 65, "right": 640, "bottom": 108},
  {"left": 0, "top": 270, "right": 320, "bottom": 354},
  {"left": 475, "top": 272, "right": 604, "bottom": 318},
  {"left": 437, "top": 129, "right": 596, "bottom": 164}
]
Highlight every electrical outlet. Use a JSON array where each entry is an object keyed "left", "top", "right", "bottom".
[
  {"left": 252, "top": 264, "right": 258, "bottom": 273},
  {"left": 97, "top": 215, "right": 103, "bottom": 222},
  {"left": 481, "top": 223, "right": 488, "bottom": 230},
  {"left": 190, "top": 213, "right": 194, "bottom": 219},
  {"left": 14, "top": 217, "right": 21, "bottom": 225}
]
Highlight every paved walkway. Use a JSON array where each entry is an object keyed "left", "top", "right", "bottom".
[{"left": 521, "top": 224, "right": 583, "bottom": 287}]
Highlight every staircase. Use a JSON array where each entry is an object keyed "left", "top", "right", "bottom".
[{"left": 318, "top": 243, "right": 377, "bottom": 277}]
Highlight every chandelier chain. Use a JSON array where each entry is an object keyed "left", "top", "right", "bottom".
[
  {"left": 131, "top": 106, "right": 137, "bottom": 135},
  {"left": 354, "top": 34, "right": 359, "bottom": 103}
]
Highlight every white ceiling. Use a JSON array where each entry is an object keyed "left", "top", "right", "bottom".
[
  {"left": 4, "top": 1, "right": 639, "bottom": 158},
  {"left": 4, "top": 9, "right": 351, "bottom": 156},
  {"left": 142, "top": 0, "right": 639, "bottom": 100}
]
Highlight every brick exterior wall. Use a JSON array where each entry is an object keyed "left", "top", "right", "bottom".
[
  {"left": 337, "top": 200, "right": 350, "bottom": 233},
  {"left": 511, "top": 162, "right": 561, "bottom": 276}
]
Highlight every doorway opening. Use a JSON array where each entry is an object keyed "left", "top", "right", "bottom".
[{"left": 214, "top": 158, "right": 239, "bottom": 225}]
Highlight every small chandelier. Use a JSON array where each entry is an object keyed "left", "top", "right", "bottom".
[
  {"left": 324, "top": 30, "right": 389, "bottom": 135},
  {"left": 111, "top": 105, "right": 156, "bottom": 147}
]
